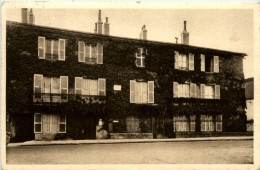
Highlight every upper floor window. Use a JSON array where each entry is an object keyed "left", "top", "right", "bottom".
[
  {"left": 130, "top": 80, "right": 154, "bottom": 104},
  {"left": 38, "top": 37, "right": 66, "bottom": 61},
  {"left": 135, "top": 48, "right": 146, "bottom": 67},
  {"left": 174, "top": 51, "right": 194, "bottom": 71},
  {"left": 78, "top": 41, "right": 103, "bottom": 64},
  {"left": 33, "top": 74, "right": 68, "bottom": 102},
  {"left": 75, "top": 77, "right": 106, "bottom": 96},
  {"left": 201, "top": 54, "right": 219, "bottom": 73},
  {"left": 173, "top": 82, "right": 220, "bottom": 99}
]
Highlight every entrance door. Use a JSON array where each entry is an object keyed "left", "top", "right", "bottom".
[{"left": 83, "top": 115, "right": 96, "bottom": 139}]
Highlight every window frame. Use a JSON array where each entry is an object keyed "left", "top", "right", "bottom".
[
  {"left": 58, "top": 39, "right": 66, "bottom": 61},
  {"left": 34, "top": 113, "right": 42, "bottom": 133},
  {"left": 59, "top": 114, "right": 66, "bottom": 133},
  {"left": 136, "top": 48, "right": 145, "bottom": 67},
  {"left": 38, "top": 36, "right": 46, "bottom": 59}
]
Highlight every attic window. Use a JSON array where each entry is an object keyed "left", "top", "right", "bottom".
[{"left": 135, "top": 48, "right": 146, "bottom": 67}]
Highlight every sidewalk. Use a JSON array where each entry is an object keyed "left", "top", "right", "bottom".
[{"left": 7, "top": 136, "right": 253, "bottom": 147}]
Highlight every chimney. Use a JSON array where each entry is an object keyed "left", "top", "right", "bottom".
[
  {"left": 21, "top": 8, "right": 29, "bottom": 24},
  {"left": 181, "top": 20, "right": 189, "bottom": 45},
  {"left": 29, "top": 9, "right": 35, "bottom": 24},
  {"left": 104, "top": 17, "right": 109, "bottom": 35},
  {"left": 97, "top": 10, "right": 103, "bottom": 34},
  {"left": 94, "top": 23, "right": 97, "bottom": 34},
  {"left": 139, "top": 25, "right": 147, "bottom": 40}
]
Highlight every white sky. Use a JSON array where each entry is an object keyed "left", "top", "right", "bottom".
[{"left": 6, "top": 8, "right": 254, "bottom": 78}]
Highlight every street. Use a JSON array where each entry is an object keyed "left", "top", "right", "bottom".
[{"left": 6, "top": 140, "right": 253, "bottom": 164}]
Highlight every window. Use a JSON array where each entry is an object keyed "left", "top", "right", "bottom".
[
  {"left": 74, "top": 77, "right": 106, "bottom": 96},
  {"left": 190, "top": 115, "right": 196, "bottom": 132},
  {"left": 174, "top": 51, "right": 194, "bottom": 71},
  {"left": 78, "top": 41, "right": 103, "bottom": 64},
  {"left": 34, "top": 113, "right": 42, "bottom": 133},
  {"left": 201, "top": 54, "right": 219, "bottom": 73},
  {"left": 173, "top": 82, "right": 196, "bottom": 98},
  {"left": 201, "top": 115, "right": 214, "bottom": 132},
  {"left": 34, "top": 74, "right": 68, "bottom": 102},
  {"left": 38, "top": 37, "right": 66, "bottom": 61},
  {"left": 130, "top": 80, "right": 154, "bottom": 104},
  {"left": 216, "top": 115, "right": 222, "bottom": 131},
  {"left": 126, "top": 116, "right": 140, "bottom": 133},
  {"left": 136, "top": 48, "right": 146, "bottom": 67},
  {"left": 200, "top": 84, "right": 220, "bottom": 99},
  {"left": 59, "top": 114, "right": 66, "bottom": 133},
  {"left": 173, "top": 115, "right": 189, "bottom": 132}
]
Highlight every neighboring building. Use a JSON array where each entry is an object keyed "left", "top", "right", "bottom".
[
  {"left": 6, "top": 9, "right": 247, "bottom": 141},
  {"left": 245, "top": 77, "right": 254, "bottom": 131}
]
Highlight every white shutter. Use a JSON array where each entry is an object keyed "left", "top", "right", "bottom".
[
  {"left": 38, "top": 37, "right": 45, "bottom": 59},
  {"left": 59, "top": 39, "right": 66, "bottom": 61},
  {"left": 97, "top": 43, "right": 103, "bottom": 64},
  {"left": 173, "top": 82, "right": 179, "bottom": 98},
  {"left": 201, "top": 54, "right": 205, "bottom": 72},
  {"left": 215, "top": 85, "right": 220, "bottom": 99},
  {"left": 200, "top": 84, "right": 205, "bottom": 99},
  {"left": 190, "top": 83, "right": 196, "bottom": 98},
  {"left": 214, "top": 56, "right": 219, "bottom": 73},
  {"left": 98, "top": 78, "right": 106, "bottom": 96},
  {"left": 189, "top": 53, "right": 194, "bottom": 71},
  {"left": 148, "top": 81, "right": 154, "bottom": 103},
  {"left": 130, "top": 80, "right": 136, "bottom": 103},
  {"left": 78, "top": 41, "right": 85, "bottom": 62},
  {"left": 174, "top": 51, "right": 180, "bottom": 69},
  {"left": 75, "top": 77, "right": 83, "bottom": 95}
]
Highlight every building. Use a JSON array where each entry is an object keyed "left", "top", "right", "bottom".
[
  {"left": 245, "top": 77, "right": 254, "bottom": 131},
  {"left": 6, "top": 9, "right": 247, "bottom": 141}
]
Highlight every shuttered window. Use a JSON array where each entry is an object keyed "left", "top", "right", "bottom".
[
  {"left": 98, "top": 78, "right": 106, "bottom": 96},
  {"left": 59, "top": 114, "right": 66, "bottom": 133},
  {"left": 38, "top": 37, "right": 45, "bottom": 59},
  {"left": 97, "top": 43, "right": 103, "bottom": 64},
  {"left": 173, "top": 115, "right": 189, "bottom": 132},
  {"left": 75, "top": 77, "right": 83, "bottom": 95},
  {"left": 34, "top": 113, "right": 42, "bottom": 133},
  {"left": 130, "top": 80, "right": 154, "bottom": 103},
  {"left": 136, "top": 48, "right": 145, "bottom": 67},
  {"left": 78, "top": 41, "right": 85, "bottom": 62},
  {"left": 60, "top": 76, "right": 68, "bottom": 101},
  {"left": 174, "top": 51, "right": 180, "bottom": 69},
  {"left": 59, "top": 39, "right": 66, "bottom": 61},
  {"left": 201, "top": 54, "right": 205, "bottom": 72},
  {"left": 148, "top": 81, "right": 154, "bottom": 103},
  {"left": 190, "top": 83, "right": 196, "bottom": 98},
  {"left": 201, "top": 115, "right": 214, "bottom": 132},
  {"left": 215, "top": 85, "right": 220, "bottom": 99},
  {"left": 34, "top": 74, "right": 43, "bottom": 99},
  {"left": 189, "top": 53, "right": 194, "bottom": 71},
  {"left": 214, "top": 56, "right": 219, "bottom": 73}
]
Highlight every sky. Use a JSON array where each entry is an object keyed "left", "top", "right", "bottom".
[{"left": 6, "top": 8, "right": 254, "bottom": 78}]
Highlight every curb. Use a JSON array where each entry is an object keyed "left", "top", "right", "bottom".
[{"left": 7, "top": 136, "right": 253, "bottom": 147}]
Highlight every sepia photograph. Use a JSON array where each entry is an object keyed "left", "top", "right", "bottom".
[{"left": 2, "top": 2, "right": 259, "bottom": 170}]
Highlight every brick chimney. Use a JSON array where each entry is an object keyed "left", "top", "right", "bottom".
[
  {"left": 181, "top": 21, "right": 189, "bottom": 45},
  {"left": 139, "top": 25, "right": 147, "bottom": 40},
  {"left": 94, "top": 23, "right": 97, "bottom": 34},
  {"left": 104, "top": 17, "right": 109, "bottom": 35},
  {"left": 21, "top": 8, "right": 34, "bottom": 24},
  {"left": 97, "top": 10, "right": 103, "bottom": 34}
]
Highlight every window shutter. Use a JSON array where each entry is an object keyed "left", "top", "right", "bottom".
[
  {"left": 215, "top": 85, "right": 220, "bottom": 99},
  {"left": 196, "top": 85, "right": 201, "bottom": 98},
  {"left": 98, "top": 78, "right": 106, "bottom": 96},
  {"left": 34, "top": 74, "right": 43, "bottom": 99},
  {"left": 75, "top": 77, "right": 83, "bottom": 95},
  {"left": 214, "top": 56, "right": 219, "bottom": 73},
  {"left": 148, "top": 81, "right": 154, "bottom": 103},
  {"left": 97, "top": 43, "right": 103, "bottom": 64},
  {"left": 130, "top": 80, "right": 136, "bottom": 103},
  {"left": 189, "top": 53, "right": 194, "bottom": 71},
  {"left": 173, "top": 82, "right": 179, "bottom": 98},
  {"left": 200, "top": 84, "right": 205, "bottom": 99},
  {"left": 85, "top": 45, "right": 90, "bottom": 62},
  {"left": 174, "top": 51, "right": 180, "bottom": 69},
  {"left": 60, "top": 76, "right": 68, "bottom": 101},
  {"left": 38, "top": 37, "right": 45, "bottom": 59},
  {"left": 190, "top": 83, "right": 196, "bottom": 98},
  {"left": 78, "top": 41, "right": 85, "bottom": 62},
  {"left": 59, "top": 39, "right": 66, "bottom": 61},
  {"left": 201, "top": 54, "right": 205, "bottom": 72}
]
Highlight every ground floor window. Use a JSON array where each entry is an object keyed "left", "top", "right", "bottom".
[
  {"left": 34, "top": 113, "right": 66, "bottom": 134},
  {"left": 173, "top": 115, "right": 196, "bottom": 132},
  {"left": 201, "top": 115, "right": 222, "bottom": 132},
  {"left": 216, "top": 115, "right": 222, "bottom": 132},
  {"left": 126, "top": 116, "right": 140, "bottom": 133}
]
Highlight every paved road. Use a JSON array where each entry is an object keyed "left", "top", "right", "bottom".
[{"left": 6, "top": 140, "right": 253, "bottom": 164}]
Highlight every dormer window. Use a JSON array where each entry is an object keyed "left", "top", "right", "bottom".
[
  {"left": 135, "top": 48, "right": 146, "bottom": 67},
  {"left": 78, "top": 41, "right": 103, "bottom": 64}
]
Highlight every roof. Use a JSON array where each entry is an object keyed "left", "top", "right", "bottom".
[
  {"left": 245, "top": 77, "right": 254, "bottom": 99},
  {"left": 6, "top": 21, "right": 247, "bottom": 57}
]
